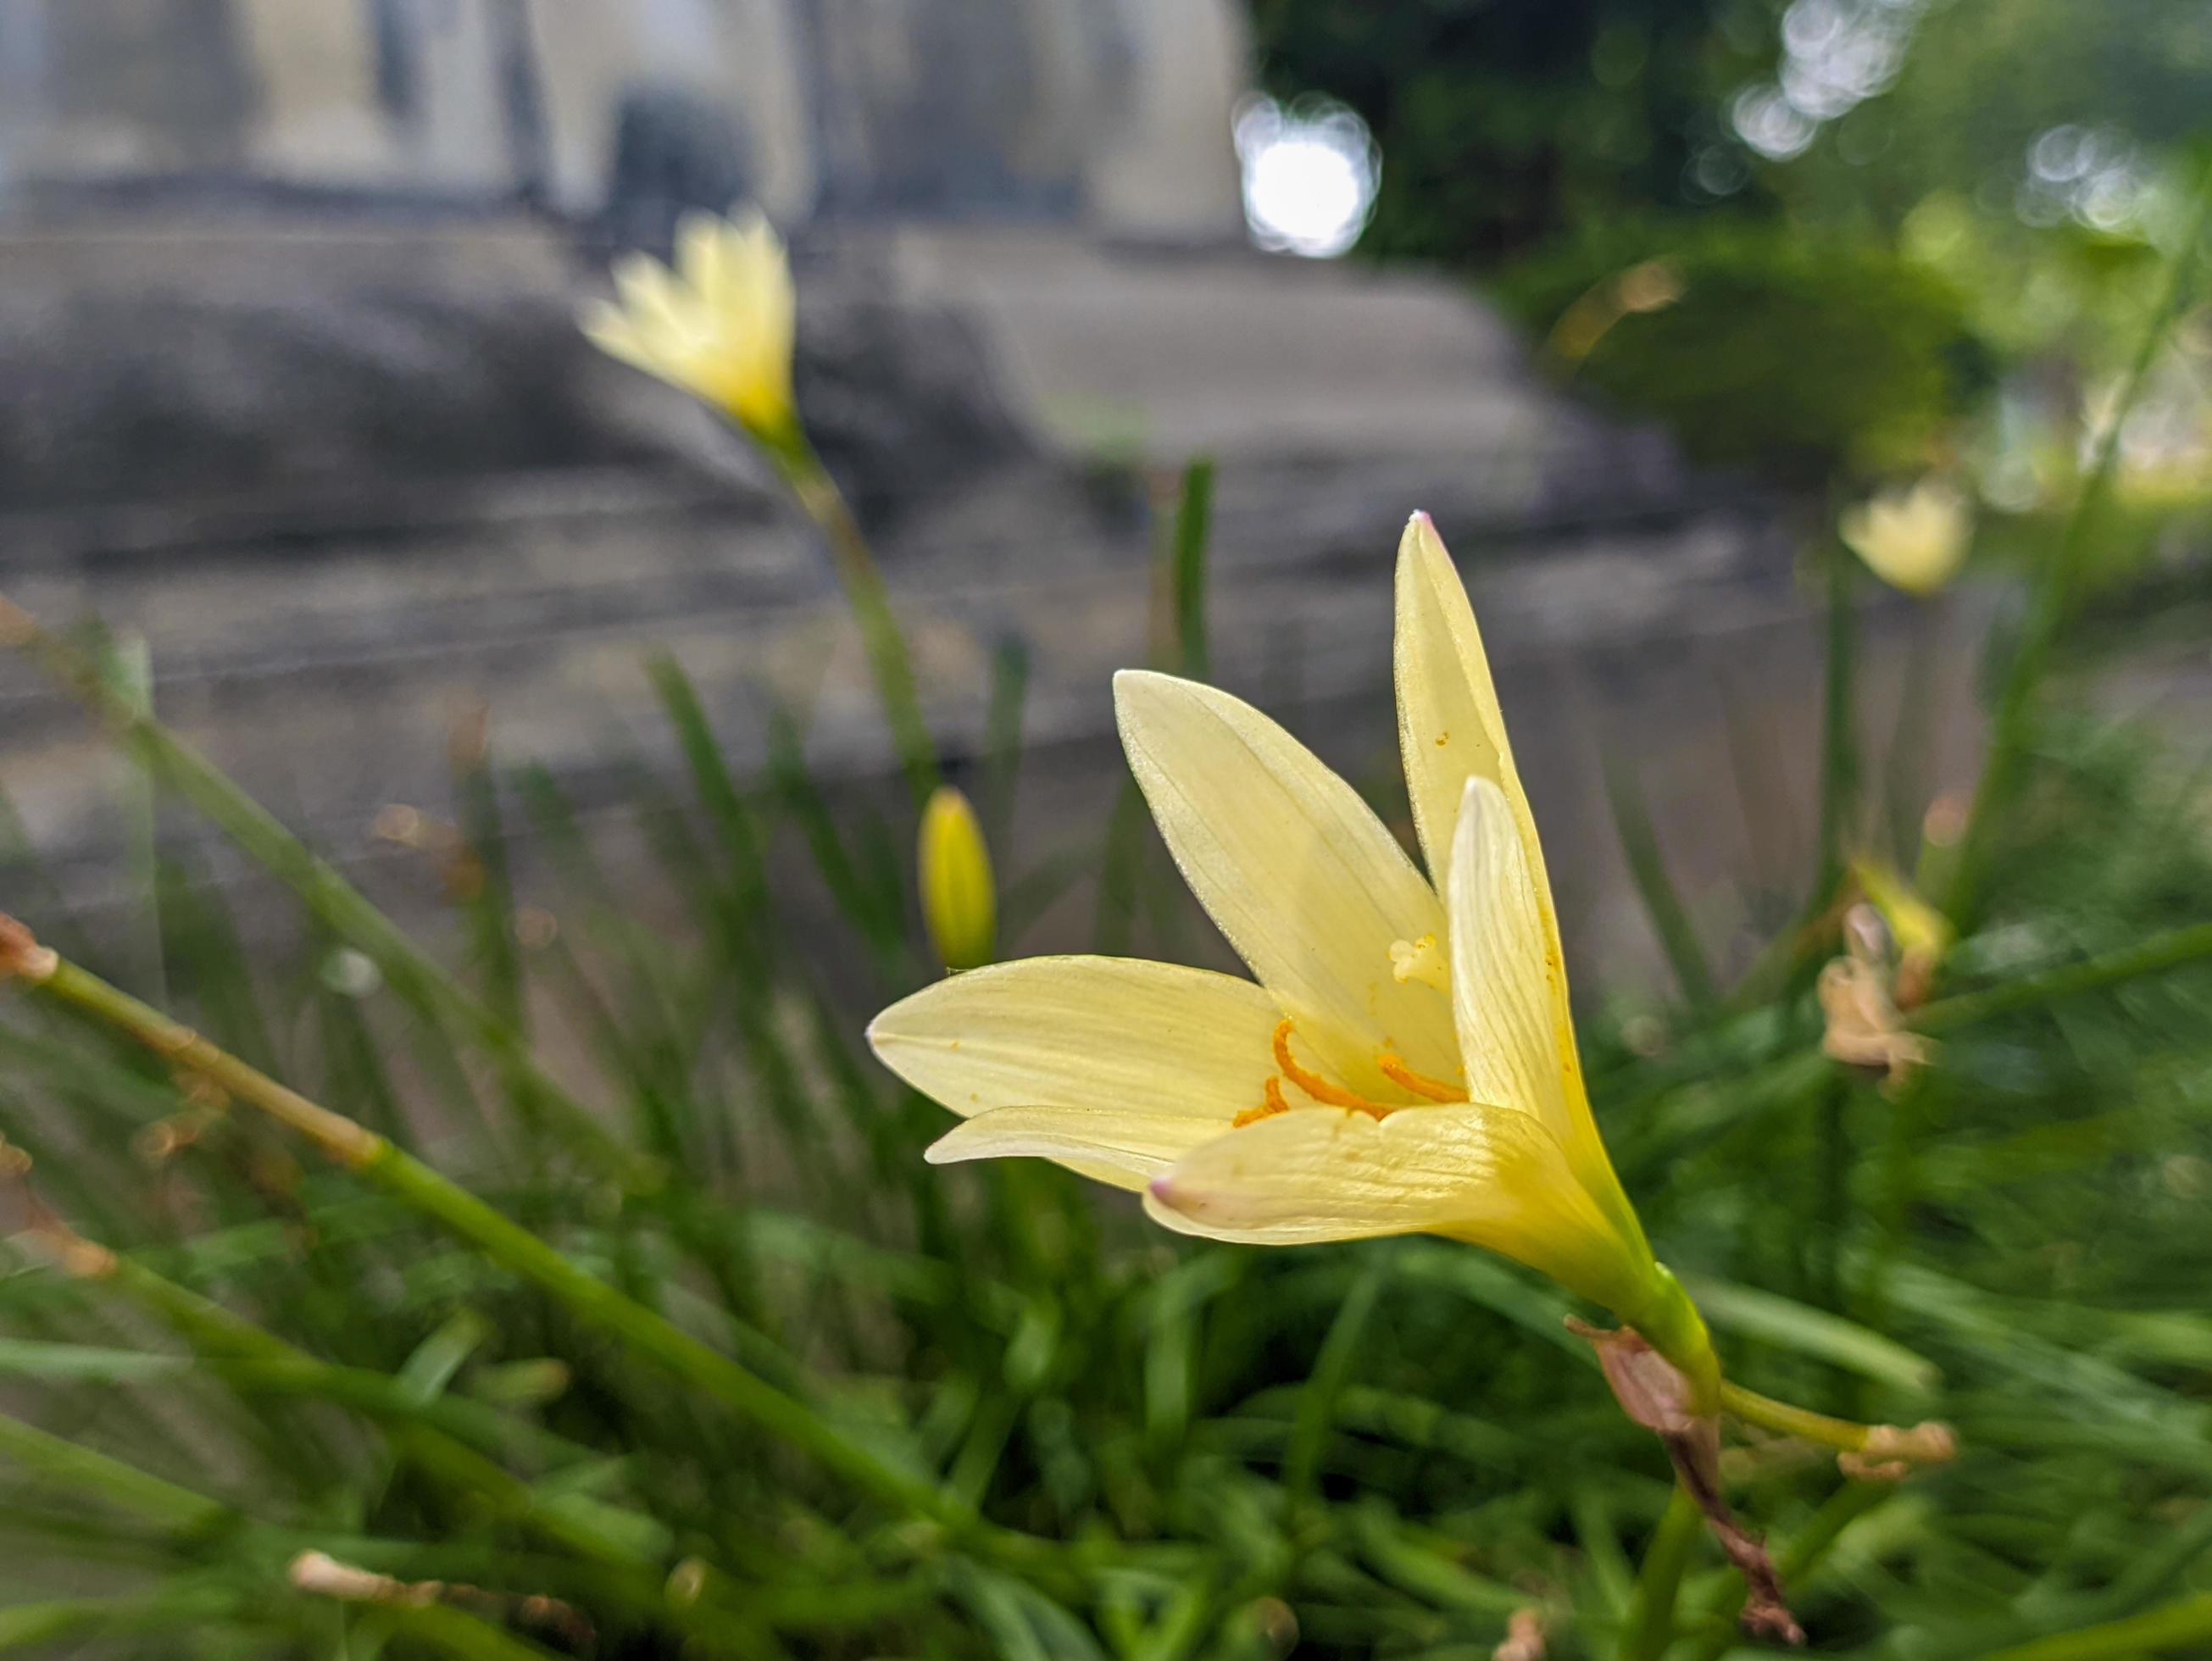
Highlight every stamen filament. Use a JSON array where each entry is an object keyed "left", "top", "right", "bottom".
[
  {"left": 1378, "top": 1054, "right": 1466, "bottom": 1103},
  {"left": 1270, "top": 1020, "right": 1391, "bottom": 1119}
]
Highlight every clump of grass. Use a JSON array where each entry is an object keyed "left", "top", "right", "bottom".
[{"left": 2, "top": 226, "right": 2211, "bottom": 1659}]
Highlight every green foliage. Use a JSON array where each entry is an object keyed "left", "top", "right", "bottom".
[
  {"left": 1248, "top": 0, "right": 1781, "bottom": 264},
  {"left": 2, "top": 190, "right": 2211, "bottom": 1659},
  {"left": 3, "top": 565, "right": 2212, "bottom": 1658},
  {"left": 1499, "top": 221, "right": 1984, "bottom": 479},
  {"left": 1776, "top": 0, "right": 2212, "bottom": 231}
]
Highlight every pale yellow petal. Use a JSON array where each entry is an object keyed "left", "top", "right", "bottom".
[
  {"left": 729, "top": 209, "right": 795, "bottom": 357},
  {"left": 1392, "top": 512, "right": 1537, "bottom": 891},
  {"left": 1447, "top": 777, "right": 1642, "bottom": 1250},
  {"left": 674, "top": 210, "right": 728, "bottom": 302},
  {"left": 1393, "top": 515, "right": 1614, "bottom": 1136},
  {"left": 610, "top": 254, "right": 687, "bottom": 335},
  {"left": 578, "top": 301, "right": 658, "bottom": 374},
  {"left": 1145, "top": 1105, "right": 1651, "bottom": 1310},
  {"left": 925, "top": 1105, "right": 1224, "bottom": 1192},
  {"left": 1445, "top": 777, "right": 1565, "bottom": 1127},
  {"left": 867, "top": 955, "right": 1281, "bottom": 1123},
  {"left": 1114, "top": 669, "right": 1456, "bottom": 1089}
]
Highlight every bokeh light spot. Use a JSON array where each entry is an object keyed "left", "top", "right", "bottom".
[{"left": 1233, "top": 95, "right": 1380, "bottom": 259}]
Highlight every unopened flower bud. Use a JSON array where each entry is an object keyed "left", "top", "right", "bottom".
[{"left": 919, "top": 786, "right": 997, "bottom": 972}]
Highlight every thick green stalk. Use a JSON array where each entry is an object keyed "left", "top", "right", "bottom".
[
  {"left": 13, "top": 941, "right": 978, "bottom": 1542},
  {"left": 1947, "top": 164, "right": 2212, "bottom": 930},
  {"left": 1719, "top": 1380, "right": 1949, "bottom": 1469}
]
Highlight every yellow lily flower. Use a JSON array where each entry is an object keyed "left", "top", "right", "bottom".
[
  {"left": 869, "top": 514, "right": 1715, "bottom": 1397},
  {"left": 1837, "top": 479, "right": 1973, "bottom": 597},
  {"left": 918, "top": 786, "right": 998, "bottom": 973},
  {"left": 580, "top": 208, "right": 798, "bottom": 447}
]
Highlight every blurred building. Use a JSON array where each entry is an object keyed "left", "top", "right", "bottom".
[{"left": 0, "top": 0, "right": 1242, "bottom": 238}]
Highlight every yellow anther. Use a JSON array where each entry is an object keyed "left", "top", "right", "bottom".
[
  {"left": 1270, "top": 1020, "right": 1392, "bottom": 1120},
  {"left": 1377, "top": 1053, "right": 1466, "bottom": 1103},
  {"left": 1388, "top": 933, "right": 1449, "bottom": 992}
]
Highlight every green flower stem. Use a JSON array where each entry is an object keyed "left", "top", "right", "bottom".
[
  {"left": 1620, "top": 1482, "right": 1702, "bottom": 1661},
  {"left": 1719, "top": 1380, "right": 1951, "bottom": 1470},
  {"left": 1946, "top": 160, "right": 2212, "bottom": 930},
  {"left": 1981, "top": 1592, "right": 2212, "bottom": 1661},
  {"left": 1629, "top": 1264, "right": 1723, "bottom": 1415},
  {"left": 14, "top": 941, "right": 994, "bottom": 1550},
  {"left": 1720, "top": 1381, "right": 1871, "bottom": 1453},
  {"left": 776, "top": 443, "right": 942, "bottom": 813},
  {"left": 0, "top": 593, "right": 660, "bottom": 1195}
]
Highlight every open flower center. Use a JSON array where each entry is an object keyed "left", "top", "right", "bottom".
[{"left": 1234, "top": 1019, "right": 1466, "bottom": 1127}]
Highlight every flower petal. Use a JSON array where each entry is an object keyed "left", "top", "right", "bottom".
[
  {"left": 926, "top": 1105, "right": 1224, "bottom": 1192},
  {"left": 867, "top": 955, "right": 1281, "bottom": 1124},
  {"left": 579, "top": 300, "right": 656, "bottom": 374},
  {"left": 1392, "top": 512, "right": 1542, "bottom": 892},
  {"left": 675, "top": 211, "right": 728, "bottom": 305},
  {"left": 1114, "top": 669, "right": 1456, "bottom": 1089},
  {"left": 1145, "top": 1104, "right": 1650, "bottom": 1310},
  {"left": 730, "top": 210, "right": 795, "bottom": 367},
  {"left": 1396, "top": 517, "right": 1626, "bottom": 1184},
  {"left": 1448, "top": 777, "right": 1644, "bottom": 1250}
]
